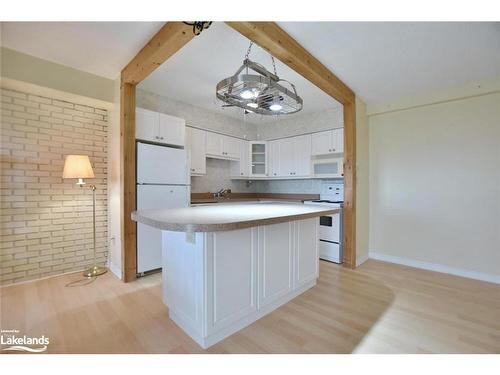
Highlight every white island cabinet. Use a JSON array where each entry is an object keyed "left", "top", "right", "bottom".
[{"left": 132, "top": 203, "right": 339, "bottom": 349}]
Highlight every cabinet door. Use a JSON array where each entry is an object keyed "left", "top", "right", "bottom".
[
  {"left": 239, "top": 140, "right": 249, "bottom": 177},
  {"left": 136, "top": 108, "right": 160, "bottom": 142},
  {"left": 293, "top": 134, "right": 312, "bottom": 177},
  {"left": 295, "top": 218, "right": 319, "bottom": 289},
  {"left": 278, "top": 138, "right": 294, "bottom": 177},
  {"left": 258, "top": 223, "right": 293, "bottom": 308},
  {"left": 250, "top": 142, "right": 267, "bottom": 176},
  {"left": 206, "top": 228, "right": 258, "bottom": 334},
  {"left": 311, "top": 130, "right": 333, "bottom": 156},
  {"left": 187, "top": 127, "right": 206, "bottom": 175},
  {"left": 206, "top": 132, "right": 223, "bottom": 157},
  {"left": 331, "top": 128, "right": 344, "bottom": 153},
  {"left": 268, "top": 140, "right": 280, "bottom": 178},
  {"left": 223, "top": 135, "right": 240, "bottom": 159},
  {"left": 159, "top": 113, "right": 185, "bottom": 146}
]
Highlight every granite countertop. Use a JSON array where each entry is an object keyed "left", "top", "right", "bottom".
[{"left": 131, "top": 202, "right": 339, "bottom": 232}]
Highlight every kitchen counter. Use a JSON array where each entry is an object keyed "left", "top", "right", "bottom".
[
  {"left": 190, "top": 192, "right": 319, "bottom": 205},
  {"left": 132, "top": 202, "right": 339, "bottom": 232},
  {"left": 133, "top": 201, "right": 328, "bottom": 349}
]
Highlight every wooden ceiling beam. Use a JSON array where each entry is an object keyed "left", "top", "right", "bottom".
[
  {"left": 121, "top": 22, "right": 196, "bottom": 85},
  {"left": 226, "top": 22, "right": 355, "bottom": 105}
]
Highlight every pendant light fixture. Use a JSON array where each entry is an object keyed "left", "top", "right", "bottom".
[{"left": 216, "top": 42, "right": 303, "bottom": 116}]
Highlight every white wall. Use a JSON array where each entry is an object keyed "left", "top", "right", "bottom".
[
  {"left": 355, "top": 97, "right": 369, "bottom": 266},
  {"left": 256, "top": 107, "right": 343, "bottom": 140},
  {"left": 1, "top": 80, "right": 110, "bottom": 285},
  {"left": 369, "top": 92, "right": 500, "bottom": 282},
  {"left": 136, "top": 88, "right": 257, "bottom": 140},
  {"left": 106, "top": 78, "right": 122, "bottom": 278}
]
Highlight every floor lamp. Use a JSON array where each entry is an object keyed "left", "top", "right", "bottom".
[{"left": 63, "top": 155, "right": 107, "bottom": 278}]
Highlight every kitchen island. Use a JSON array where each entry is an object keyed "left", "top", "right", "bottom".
[{"left": 132, "top": 202, "right": 339, "bottom": 348}]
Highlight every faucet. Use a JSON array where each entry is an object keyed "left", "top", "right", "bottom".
[{"left": 214, "top": 188, "right": 231, "bottom": 198}]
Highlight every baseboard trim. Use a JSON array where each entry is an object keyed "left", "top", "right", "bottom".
[
  {"left": 107, "top": 261, "right": 122, "bottom": 280},
  {"left": 369, "top": 252, "right": 500, "bottom": 285},
  {"left": 356, "top": 253, "right": 369, "bottom": 267}
]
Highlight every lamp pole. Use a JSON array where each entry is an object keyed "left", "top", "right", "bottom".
[{"left": 83, "top": 184, "right": 107, "bottom": 278}]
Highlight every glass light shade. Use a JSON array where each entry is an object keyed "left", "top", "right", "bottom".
[
  {"left": 62, "top": 155, "right": 95, "bottom": 179},
  {"left": 270, "top": 103, "right": 283, "bottom": 111}
]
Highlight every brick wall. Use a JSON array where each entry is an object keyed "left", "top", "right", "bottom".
[{"left": 0, "top": 88, "right": 108, "bottom": 285}]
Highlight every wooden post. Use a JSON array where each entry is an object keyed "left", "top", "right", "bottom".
[
  {"left": 120, "top": 81, "right": 137, "bottom": 281},
  {"left": 120, "top": 22, "right": 359, "bottom": 280}
]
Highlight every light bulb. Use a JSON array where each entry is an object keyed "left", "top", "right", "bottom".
[
  {"left": 270, "top": 103, "right": 282, "bottom": 112},
  {"left": 247, "top": 102, "right": 258, "bottom": 108},
  {"left": 240, "top": 89, "right": 259, "bottom": 100}
]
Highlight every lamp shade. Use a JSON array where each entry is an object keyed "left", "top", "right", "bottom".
[{"left": 62, "top": 155, "right": 95, "bottom": 179}]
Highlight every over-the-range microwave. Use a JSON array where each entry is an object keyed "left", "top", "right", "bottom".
[{"left": 311, "top": 156, "right": 344, "bottom": 178}]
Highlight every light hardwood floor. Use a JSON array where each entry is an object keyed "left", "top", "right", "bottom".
[{"left": 1, "top": 259, "right": 499, "bottom": 353}]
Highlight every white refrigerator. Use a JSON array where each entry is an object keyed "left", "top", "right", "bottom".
[{"left": 136, "top": 142, "right": 190, "bottom": 274}]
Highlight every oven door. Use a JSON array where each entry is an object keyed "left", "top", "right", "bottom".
[
  {"left": 319, "top": 213, "right": 340, "bottom": 243},
  {"left": 319, "top": 241, "right": 342, "bottom": 264}
]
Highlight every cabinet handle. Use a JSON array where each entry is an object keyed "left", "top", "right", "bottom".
[
  {"left": 161, "top": 137, "right": 164, "bottom": 140},
  {"left": 332, "top": 148, "right": 335, "bottom": 152},
  {"left": 240, "top": 173, "right": 243, "bottom": 175},
  {"left": 274, "top": 173, "right": 276, "bottom": 176}
]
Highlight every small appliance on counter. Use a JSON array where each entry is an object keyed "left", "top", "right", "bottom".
[{"left": 304, "top": 182, "right": 344, "bottom": 264}]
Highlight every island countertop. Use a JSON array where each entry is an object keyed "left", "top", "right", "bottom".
[{"left": 131, "top": 202, "right": 340, "bottom": 232}]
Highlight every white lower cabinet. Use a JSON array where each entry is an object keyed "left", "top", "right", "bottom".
[
  {"left": 162, "top": 217, "right": 319, "bottom": 349},
  {"left": 258, "top": 222, "right": 293, "bottom": 308},
  {"left": 206, "top": 229, "right": 258, "bottom": 334},
  {"left": 295, "top": 218, "right": 319, "bottom": 288}
]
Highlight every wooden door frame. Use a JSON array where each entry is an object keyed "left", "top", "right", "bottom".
[{"left": 120, "top": 22, "right": 356, "bottom": 282}]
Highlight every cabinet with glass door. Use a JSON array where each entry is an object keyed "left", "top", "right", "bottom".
[{"left": 249, "top": 141, "right": 267, "bottom": 177}]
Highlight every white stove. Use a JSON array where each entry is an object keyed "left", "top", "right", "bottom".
[{"left": 304, "top": 183, "right": 344, "bottom": 264}]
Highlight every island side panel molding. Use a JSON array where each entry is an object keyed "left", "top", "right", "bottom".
[
  {"left": 206, "top": 228, "right": 258, "bottom": 335},
  {"left": 295, "top": 218, "right": 320, "bottom": 289},
  {"left": 258, "top": 222, "right": 294, "bottom": 309},
  {"left": 162, "top": 231, "right": 204, "bottom": 333},
  {"left": 160, "top": 218, "right": 320, "bottom": 349}
]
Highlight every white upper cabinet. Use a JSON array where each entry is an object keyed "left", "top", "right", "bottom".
[
  {"left": 278, "top": 138, "right": 294, "bottom": 177},
  {"left": 223, "top": 135, "right": 240, "bottom": 159},
  {"left": 311, "top": 128, "right": 344, "bottom": 156},
  {"left": 268, "top": 140, "right": 281, "bottom": 178},
  {"left": 271, "top": 134, "right": 311, "bottom": 178},
  {"left": 206, "top": 132, "right": 241, "bottom": 160},
  {"left": 294, "top": 134, "right": 312, "bottom": 177},
  {"left": 231, "top": 139, "right": 249, "bottom": 178},
  {"left": 206, "top": 131, "right": 222, "bottom": 156},
  {"left": 311, "top": 130, "right": 331, "bottom": 156},
  {"left": 250, "top": 142, "right": 268, "bottom": 177},
  {"left": 136, "top": 108, "right": 185, "bottom": 147},
  {"left": 186, "top": 127, "right": 206, "bottom": 175},
  {"left": 333, "top": 128, "right": 344, "bottom": 153},
  {"left": 136, "top": 108, "right": 159, "bottom": 143},
  {"left": 160, "top": 113, "right": 185, "bottom": 147}
]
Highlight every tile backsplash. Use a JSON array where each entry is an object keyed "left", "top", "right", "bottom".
[{"left": 191, "top": 158, "right": 256, "bottom": 193}]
